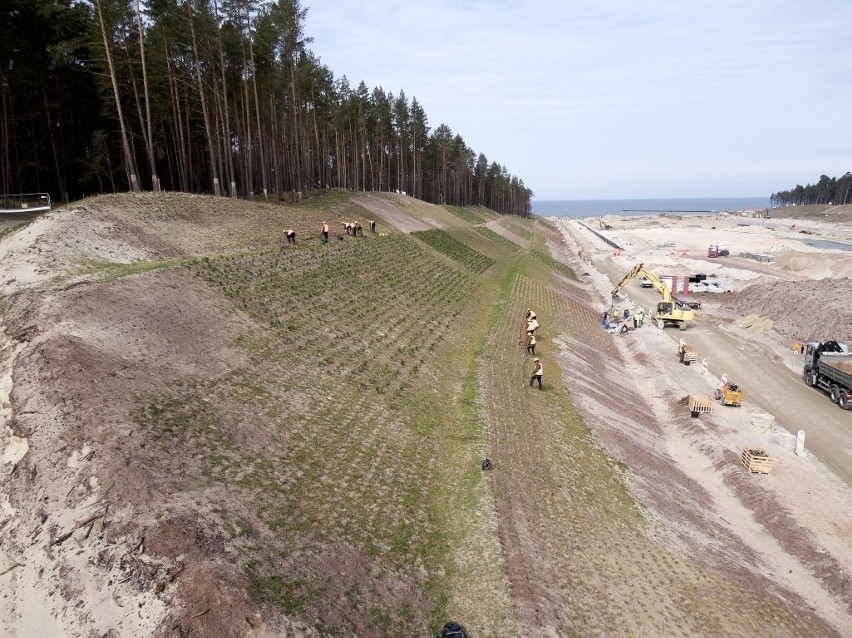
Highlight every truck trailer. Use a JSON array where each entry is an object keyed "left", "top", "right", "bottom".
[
  {"left": 802, "top": 341, "right": 852, "bottom": 410},
  {"left": 708, "top": 244, "right": 729, "bottom": 258}
]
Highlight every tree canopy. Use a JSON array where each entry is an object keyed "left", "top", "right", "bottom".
[
  {"left": 0, "top": 0, "right": 532, "bottom": 215},
  {"left": 770, "top": 173, "right": 852, "bottom": 207}
]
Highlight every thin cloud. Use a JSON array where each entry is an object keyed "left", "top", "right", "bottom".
[{"left": 306, "top": 1, "right": 852, "bottom": 198}]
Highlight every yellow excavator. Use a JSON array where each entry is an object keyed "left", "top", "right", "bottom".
[{"left": 611, "top": 263, "right": 696, "bottom": 330}]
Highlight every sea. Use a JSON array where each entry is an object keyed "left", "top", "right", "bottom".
[{"left": 532, "top": 197, "right": 772, "bottom": 219}]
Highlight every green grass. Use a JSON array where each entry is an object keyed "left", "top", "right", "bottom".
[
  {"left": 0, "top": 223, "right": 26, "bottom": 241},
  {"left": 246, "top": 561, "right": 305, "bottom": 614},
  {"left": 529, "top": 247, "right": 577, "bottom": 280},
  {"left": 75, "top": 256, "right": 181, "bottom": 281},
  {"left": 301, "top": 188, "right": 353, "bottom": 208},
  {"left": 414, "top": 229, "right": 495, "bottom": 273},
  {"left": 501, "top": 219, "right": 534, "bottom": 240},
  {"left": 133, "top": 234, "right": 482, "bottom": 635},
  {"left": 426, "top": 253, "right": 525, "bottom": 636},
  {"left": 0, "top": 211, "right": 45, "bottom": 239},
  {"left": 473, "top": 226, "right": 521, "bottom": 252},
  {"left": 445, "top": 205, "right": 486, "bottom": 224}
]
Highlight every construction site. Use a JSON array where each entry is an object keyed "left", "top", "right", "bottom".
[{"left": 1, "top": 192, "right": 851, "bottom": 637}]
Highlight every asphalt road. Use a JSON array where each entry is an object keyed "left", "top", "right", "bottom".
[{"left": 596, "top": 259, "right": 852, "bottom": 488}]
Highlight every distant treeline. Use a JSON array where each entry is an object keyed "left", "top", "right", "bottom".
[
  {"left": 770, "top": 173, "right": 852, "bottom": 207},
  {"left": 0, "top": 0, "right": 532, "bottom": 215}
]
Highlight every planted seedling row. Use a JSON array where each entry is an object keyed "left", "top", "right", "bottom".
[
  {"left": 172, "top": 233, "right": 486, "bottom": 622},
  {"left": 474, "top": 226, "right": 521, "bottom": 253},
  {"left": 413, "top": 229, "right": 495, "bottom": 273}
]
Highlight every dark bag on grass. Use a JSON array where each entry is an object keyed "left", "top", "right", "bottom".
[{"left": 435, "top": 621, "right": 468, "bottom": 638}]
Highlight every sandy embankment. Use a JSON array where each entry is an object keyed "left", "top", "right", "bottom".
[
  {"left": 1, "top": 330, "right": 27, "bottom": 506},
  {"left": 0, "top": 210, "right": 172, "bottom": 638}
]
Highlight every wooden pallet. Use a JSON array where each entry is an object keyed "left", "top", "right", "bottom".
[
  {"left": 678, "top": 340, "right": 698, "bottom": 365},
  {"left": 742, "top": 448, "right": 773, "bottom": 474},
  {"left": 688, "top": 394, "right": 713, "bottom": 415},
  {"left": 679, "top": 349, "right": 698, "bottom": 365}
]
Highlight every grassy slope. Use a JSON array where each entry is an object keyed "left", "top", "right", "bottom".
[{"left": 93, "top": 193, "right": 831, "bottom": 637}]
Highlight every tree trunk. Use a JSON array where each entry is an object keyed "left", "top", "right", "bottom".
[
  {"left": 269, "top": 89, "right": 282, "bottom": 199},
  {"left": 1, "top": 67, "right": 13, "bottom": 194},
  {"left": 240, "top": 72, "right": 253, "bottom": 197},
  {"left": 247, "top": 20, "right": 268, "bottom": 199},
  {"left": 187, "top": 0, "right": 221, "bottom": 196},
  {"left": 289, "top": 59, "right": 301, "bottom": 198},
  {"left": 166, "top": 46, "right": 189, "bottom": 192},
  {"left": 134, "top": 0, "right": 158, "bottom": 190},
  {"left": 212, "top": 0, "right": 237, "bottom": 198},
  {"left": 94, "top": 0, "right": 139, "bottom": 192}
]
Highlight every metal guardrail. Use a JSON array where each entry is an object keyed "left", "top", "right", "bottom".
[
  {"left": 577, "top": 220, "right": 623, "bottom": 250},
  {"left": 0, "top": 193, "right": 52, "bottom": 214}
]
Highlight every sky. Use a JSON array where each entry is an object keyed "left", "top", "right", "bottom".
[{"left": 303, "top": 1, "right": 852, "bottom": 201}]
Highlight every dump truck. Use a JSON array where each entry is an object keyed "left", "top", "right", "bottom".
[
  {"left": 802, "top": 341, "right": 852, "bottom": 410},
  {"left": 708, "top": 243, "right": 729, "bottom": 258}
]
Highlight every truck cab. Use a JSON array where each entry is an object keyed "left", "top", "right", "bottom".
[
  {"left": 708, "top": 244, "right": 729, "bottom": 258},
  {"left": 803, "top": 341, "right": 852, "bottom": 409}
]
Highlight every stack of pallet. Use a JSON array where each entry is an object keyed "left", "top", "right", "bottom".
[
  {"left": 741, "top": 448, "right": 774, "bottom": 474},
  {"left": 688, "top": 394, "right": 713, "bottom": 417},
  {"left": 678, "top": 339, "right": 698, "bottom": 366}
]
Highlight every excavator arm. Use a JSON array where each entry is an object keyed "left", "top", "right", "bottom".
[
  {"left": 610, "top": 263, "right": 695, "bottom": 329},
  {"left": 611, "top": 263, "right": 673, "bottom": 302}
]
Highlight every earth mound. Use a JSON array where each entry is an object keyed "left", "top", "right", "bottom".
[{"left": 725, "top": 277, "right": 852, "bottom": 344}]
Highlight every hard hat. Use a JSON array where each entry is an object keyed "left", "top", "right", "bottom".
[{"left": 534, "top": 358, "right": 540, "bottom": 362}]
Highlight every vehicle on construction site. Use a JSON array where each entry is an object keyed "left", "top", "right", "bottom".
[
  {"left": 708, "top": 243, "right": 729, "bottom": 258},
  {"left": 599, "top": 220, "right": 613, "bottom": 230},
  {"left": 611, "top": 263, "right": 696, "bottom": 330},
  {"left": 714, "top": 381, "right": 743, "bottom": 406},
  {"left": 802, "top": 341, "right": 852, "bottom": 410}
]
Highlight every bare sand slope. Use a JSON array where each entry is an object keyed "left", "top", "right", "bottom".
[
  {"left": 484, "top": 219, "right": 529, "bottom": 248},
  {"left": 352, "top": 195, "right": 432, "bottom": 232}
]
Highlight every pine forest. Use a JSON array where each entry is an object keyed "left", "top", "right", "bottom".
[{"left": 0, "top": 0, "right": 533, "bottom": 216}]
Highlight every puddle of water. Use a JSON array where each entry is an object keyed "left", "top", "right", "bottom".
[{"left": 795, "top": 238, "right": 852, "bottom": 251}]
